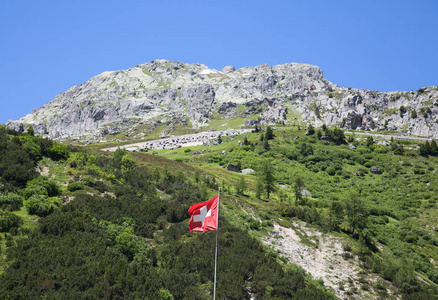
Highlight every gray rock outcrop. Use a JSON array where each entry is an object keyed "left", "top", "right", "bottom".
[{"left": 6, "top": 59, "right": 438, "bottom": 141}]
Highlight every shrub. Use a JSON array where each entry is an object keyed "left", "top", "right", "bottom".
[
  {"left": 326, "top": 166, "right": 336, "bottom": 176},
  {"left": 48, "top": 144, "right": 69, "bottom": 160},
  {"left": 411, "top": 110, "right": 417, "bottom": 118},
  {"left": 23, "top": 185, "right": 48, "bottom": 199},
  {"left": 67, "top": 182, "right": 85, "bottom": 192},
  {"left": 413, "top": 167, "right": 425, "bottom": 175},
  {"left": 24, "top": 177, "right": 61, "bottom": 198},
  {"left": 0, "top": 211, "right": 22, "bottom": 232},
  {"left": 0, "top": 192, "right": 24, "bottom": 211},
  {"left": 25, "top": 195, "right": 60, "bottom": 217}
]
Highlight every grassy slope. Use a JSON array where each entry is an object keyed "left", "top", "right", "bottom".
[
  {"left": 0, "top": 129, "right": 337, "bottom": 299},
  {"left": 2, "top": 123, "right": 438, "bottom": 298},
  {"left": 139, "top": 125, "right": 438, "bottom": 297}
]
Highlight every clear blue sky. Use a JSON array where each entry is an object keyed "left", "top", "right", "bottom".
[{"left": 1, "top": 0, "right": 437, "bottom": 124}]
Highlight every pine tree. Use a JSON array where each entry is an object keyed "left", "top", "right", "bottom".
[
  {"left": 260, "top": 133, "right": 264, "bottom": 141},
  {"left": 293, "top": 176, "right": 304, "bottom": 204},
  {"left": 366, "top": 136, "right": 374, "bottom": 148},
  {"left": 27, "top": 125, "right": 35, "bottom": 136},
  {"left": 263, "top": 139, "right": 270, "bottom": 150},
  {"left": 316, "top": 130, "right": 322, "bottom": 140},
  {"left": 344, "top": 193, "right": 368, "bottom": 234},
  {"left": 255, "top": 177, "right": 263, "bottom": 199},
  {"left": 328, "top": 201, "right": 344, "bottom": 230},
  {"left": 431, "top": 140, "right": 438, "bottom": 156},
  {"left": 425, "top": 141, "right": 432, "bottom": 155},
  {"left": 307, "top": 124, "right": 315, "bottom": 135},
  {"left": 265, "top": 126, "right": 274, "bottom": 140},
  {"left": 258, "top": 159, "right": 276, "bottom": 199},
  {"left": 235, "top": 175, "right": 246, "bottom": 195},
  {"left": 390, "top": 137, "right": 397, "bottom": 151}
]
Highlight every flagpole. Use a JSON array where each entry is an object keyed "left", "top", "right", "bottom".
[{"left": 213, "top": 184, "right": 220, "bottom": 300}]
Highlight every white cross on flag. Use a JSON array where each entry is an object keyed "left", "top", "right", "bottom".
[{"left": 188, "top": 195, "right": 218, "bottom": 233}]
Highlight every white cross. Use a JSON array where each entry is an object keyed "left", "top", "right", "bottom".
[{"left": 193, "top": 205, "right": 211, "bottom": 228}]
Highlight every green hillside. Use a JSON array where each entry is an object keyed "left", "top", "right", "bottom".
[
  {"left": 0, "top": 126, "right": 334, "bottom": 299},
  {"left": 1, "top": 123, "right": 438, "bottom": 299}
]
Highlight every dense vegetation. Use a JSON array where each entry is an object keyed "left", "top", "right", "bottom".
[
  {"left": 0, "top": 126, "right": 334, "bottom": 299},
  {"left": 154, "top": 124, "right": 438, "bottom": 299}
]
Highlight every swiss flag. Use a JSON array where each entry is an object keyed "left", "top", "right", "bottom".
[{"left": 188, "top": 195, "right": 218, "bottom": 233}]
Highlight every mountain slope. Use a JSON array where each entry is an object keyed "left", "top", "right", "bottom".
[{"left": 7, "top": 60, "right": 438, "bottom": 142}]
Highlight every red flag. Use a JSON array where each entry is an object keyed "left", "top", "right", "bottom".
[{"left": 188, "top": 195, "right": 218, "bottom": 233}]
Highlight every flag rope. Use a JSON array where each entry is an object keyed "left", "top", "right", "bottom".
[{"left": 213, "top": 184, "right": 220, "bottom": 300}]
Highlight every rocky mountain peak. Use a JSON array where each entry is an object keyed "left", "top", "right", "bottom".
[{"left": 6, "top": 60, "right": 438, "bottom": 142}]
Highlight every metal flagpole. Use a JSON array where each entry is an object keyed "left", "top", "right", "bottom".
[{"left": 213, "top": 184, "right": 220, "bottom": 300}]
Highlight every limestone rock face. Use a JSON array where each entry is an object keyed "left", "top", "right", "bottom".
[{"left": 6, "top": 59, "right": 438, "bottom": 140}]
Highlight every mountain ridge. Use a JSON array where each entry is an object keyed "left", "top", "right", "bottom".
[{"left": 6, "top": 59, "right": 438, "bottom": 142}]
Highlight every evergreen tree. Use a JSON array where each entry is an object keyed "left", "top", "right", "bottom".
[
  {"left": 366, "top": 136, "right": 374, "bottom": 148},
  {"left": 331, "top": 128, "right": 346, "bottom": 144},
  {"left": 254, "top": 124, "right": 259, "bottom": 132},
  {"left": 328, "top": 201, "right": 344, "bottom": 230},
  {"left": 243, "top": 137, "right": 249, "bottom": 146},
  {"left": 394, "top": 144, "right": 405, "bottom": 155},
  {"left": 347, "top": 132, "right": 355, "bottom": 143},
  {"left": 390, "top": 137, "right": 397, "bottom": 151},
  {"left": 114, "top": 147, "right": 129, "bottom": 164},
  {"left": 263, "top": 139, "right": 270, "bottom": 150},
  {"left": 293, "top": 176, "right": 304, "bottom": 204},
  {"left": 307, "top": 124, "right": 315, "bottom": 135},
  {"left": 316, "top": 130, "right": 322, "bottom": 140},
  {"left": 344, "top": 193, "right": 368, "bottom": 234},
  {"left": 235, "top": 175, "right": 246, "bottom": 195},
  {"left": 431, "top": 140, "right": 438, "bottom": 155},
  {"left": 260, "top": 133, "right": 264, "bottom": 142},
  {"left": 265, "top": 126, "right": 274, "bottom": 140},
  {"left": 425, "top": 141, "right": 432, "bottom": 155},
  {"left": 419, "top": 141, "right": 432, "bottom": 157},
  {"left": 255, "top": 177, "right": 263, "bottom": 199},
  {"left": 258, "top": 159, "right": 276, "bottom": 199},
  {"left": 27, "top": 125, "right": 35, "bottom": 136}
]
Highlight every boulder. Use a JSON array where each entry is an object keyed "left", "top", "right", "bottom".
[
  {"left": 300, "top": 187, "right": 312, "bottom": 197},
  {"left": 226, "top": 164, "right": 240, "bottom": 172},
  {"left": 370, "top": 167, "right": 382, "bottom": 174},
  {"left": 241, "top": 168, "right": 255, "bottom": 175}
]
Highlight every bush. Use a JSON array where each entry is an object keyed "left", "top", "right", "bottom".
[
  {"left": 24, "top": 177, "right": 61, "bottom": 198},
  {"left": 48, "top": 144, "right": 69, "bottom": 161},
  {"left": 67, "top": 182, "right": 85, "bottom": 192},
  {"left": 0, "top": 192, "right": 24, "bottom": 211},
  {"left": 326, "top": 166, "right": 336, "bottom": 176},
  {"left": 23, "top": 185, "right": 48, "bottom": 199},
  {"left": 0, "top": 211, "right": 22, "bottom": 232},
  {"left": 25, "top": 195, "right": 60, "bottom": 217},
  {"left": 413, "top": 167, "right": 425, "bottom": 175}
]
